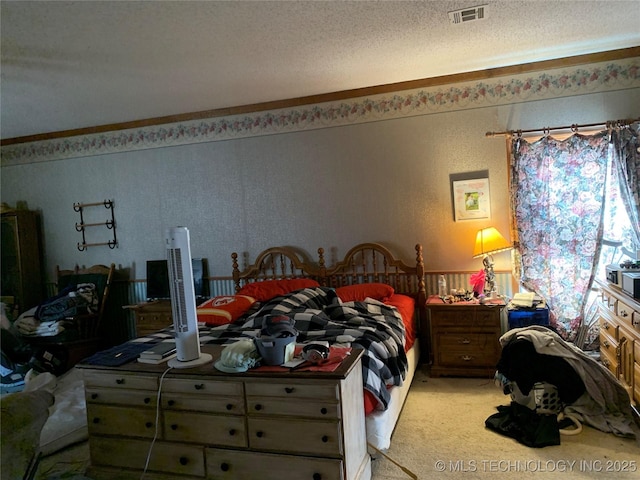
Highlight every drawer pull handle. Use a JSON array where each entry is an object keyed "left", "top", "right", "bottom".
[
  {"left": 256, "top": 431, "right": 264, "bottom": 438},
  {"left": 194, "top": 384, "right": 205, "bottom": 390},
  {"left": 313, "top": 474, "right": 322, "bottom": 480},
  {"left": 460, "top": 338, "right": 471, "bottom": 344},
  {"left": 461, "top": 355, "right": 472, "bottom": 362},
  {"left": 603, "top": 340, "right": 610, "bottom": 348},
  {"left": 321, "top": 435, "right": 329, "bottom": 443},
  {"left": 171, "top": 424, "right": 178, "bottom": 430},
  {"left": 167, "top": 400, "right": 175, "bottom": 407},
  {"left": 285, "top": 387, "right": 294, "bottom": 394},
  {"left": 92, "top": 417, "right": 100, "bottom": 424},
  {"left": 144, "top": 397, "right": 151, "bottom": 404},
  {"left": 226, "top": 403, "right": 233, "bottom": 410},
  {"left": 179, "top": 457, "right": 188, "bottom": 466},
  {"left": 255, "top": 404, "right": 263, "bottom": 411},
  {"left": 116, "top": 378, "right": 125, "bottom": 385},
  {"left": 221, "top": 463, "right": 230, "bottom": 472},
  {"left": 320, "top": 407, "right": 328, "bottom": 415},
  {"left": 620, "top": 311, "right": 628, "bottom": 317},
  {"left": 602, "top": 358, "right": 610, "bottom": 367},
  {"left": 229, "top": 429, "right": 236, "bottom": 436},
  {"left": 145, "top": 422, "right": 153, "bottom": 428},
  {"left": 91, "top": 393, "right": 98, "bottom": 400}
]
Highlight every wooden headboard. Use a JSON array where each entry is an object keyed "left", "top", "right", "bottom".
[
  {"left": 232, "top": 242, "right": 426, "bottom": 302},
  {"left": 231, "top": 246, "right": 320, "bottom": 291},
  {"left": 319, "top": 242, "right": 425, "bottom": 296}
]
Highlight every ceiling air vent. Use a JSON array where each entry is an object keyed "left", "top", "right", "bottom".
[{"left": 448, "top": 5, "right": 487, "bottom": 24}]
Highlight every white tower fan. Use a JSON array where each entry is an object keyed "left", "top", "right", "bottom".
[{"left": 165, "top": 227, "right": 212, "bottom": 368}]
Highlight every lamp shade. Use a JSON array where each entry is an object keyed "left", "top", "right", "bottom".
[{"left": 472, "top": 227, "right": 512, "bottom": 258}]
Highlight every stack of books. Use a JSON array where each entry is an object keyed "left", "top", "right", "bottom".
[
  {"left": 508, "top": 292, "right": 546, "bottom": 310},
  {"left": 137, "top": 342, "right": 177, "bottom": 364}
]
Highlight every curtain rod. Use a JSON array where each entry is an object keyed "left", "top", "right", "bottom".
[{"left": 485, "top": 117, "right": 639, "bottom": 138}]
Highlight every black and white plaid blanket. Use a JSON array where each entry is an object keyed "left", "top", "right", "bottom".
[
  {"left": 132, "top": 287, "right": 408, "bottom": 410},
  {"left": 199, "top": 286, "right": 408, "bottom": 410}
]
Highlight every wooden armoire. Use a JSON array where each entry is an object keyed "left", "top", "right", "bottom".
[{"left": 1, "top": 208, "right": 45, "bottom": 315}]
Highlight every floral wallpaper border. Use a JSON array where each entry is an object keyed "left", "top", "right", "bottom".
[{"left": 2, "top": 57, "right": 639, "bottom": 166}]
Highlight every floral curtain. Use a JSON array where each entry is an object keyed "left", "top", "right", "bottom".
[
  {"left": 610, "top": 123, "right": 640, "bottom": 246},
  {"left": 509, "top": 132, "right": 609, "bottom": 340}
]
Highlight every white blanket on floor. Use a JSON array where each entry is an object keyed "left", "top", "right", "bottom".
[{"left": 24, "top": 368, "right": 88, "bottom": 456}]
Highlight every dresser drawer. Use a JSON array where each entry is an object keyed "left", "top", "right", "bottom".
[
  {"left": 475, "top": 308, "right": 503, "bottom": 326},
  {"left": 87, "top": 404, "right": 158, "bottom": 438},
  {"left": 600, "top": 347, "right": 619, "bottom": 377},
  {"left": 602, "top": 290, "right": 617, "bottom": 312},
  {"left": 247, "top": 396, "right": 340, "bottom": 419},
  {"left": 205, "top": 448, "right": 344, "bottom": 480},
  {"left": 599, "top": 329, "right": 618, "bottom": 361},
  {"left": 162, "top": 378, "right": 243, "bottom": 396},
  {"left": 437, "top": 349, "right": 498, "bottom": 368},
  {"left": 164, "top": 410, "right": 247, "bottom": 447},
  {"left": 430, "top": 306, "right": 500, "bottom": 328},
  {"left": 162, "top": 392, "right": 245, "bottom": 414},
  {"left": 248, "top": 417, "right": 342, "bottom": 456},
  {"left": 430, "top": 308, "right": 475, "bottom": 326},
  {"left": 599, "top": 315, "right": 619, "bottom": 340},
  {"left": 90, "top": 437, "right": 204, "bottom": 477},
  {"left": 86, "top": 387, "right": 157, "bottom": 408},
  {"left": 136, "top": 312, "right": 172, "bottom": 329},
  {"left": 245, "top": 380, "right": 339, "bottom": 400},
  {"left": 436, "top": 332, "right": 498, "bottom": 350},
  {"left": 84, "top": 371, "right": 157, "bottom": 391},
  {"left": 617, "top": 299, "right": 636, "bottom": 328}
]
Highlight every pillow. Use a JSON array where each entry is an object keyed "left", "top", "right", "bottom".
[
  {"left": 237, "top": 279, "right": 320, "bottom": 302},
  {"left": 335, "top": 283, "right": 394, "bottom": 302},
  {"left": 197, "top": 295, "right": 256, "bottom": 326}
]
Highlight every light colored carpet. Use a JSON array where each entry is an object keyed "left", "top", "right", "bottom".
[
  {"left": 371, "top": 366, "right": 640, "bottom": 480},
  {"left": 36, "top": 366, "right": 640, "bottom": 479}
]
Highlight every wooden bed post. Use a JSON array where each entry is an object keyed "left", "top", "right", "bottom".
[
  {"left": 231, "top": 252, "right": 240, "bottom": 292},
  {"left": 415, "top": 243, "right": 430, "bottom": 364},
  {"left": 317, "top": 247, "right": 327, "bottom": 286},
  {"left": 415, "top": 244, "right": 426, "bottom": 305}
]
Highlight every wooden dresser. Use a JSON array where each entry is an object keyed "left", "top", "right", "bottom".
[
  {"left": 596, "top": 280, "right": 640, "bottom": 415},
  {"left": 126, "top": 300, "right": 173, "bottom": 337},
  {"left": 78, "top": 345, "right": 371, "bottom": 480},
  {"left": 426, "top": 299, "right": 505, "bottom": 377}
]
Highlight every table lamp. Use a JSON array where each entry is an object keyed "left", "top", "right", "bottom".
[{"left": 472, "top": 227, "right": 512, "bottom": 295}]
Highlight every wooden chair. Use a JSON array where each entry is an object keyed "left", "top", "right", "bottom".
[{"left": 23, "top": 263, "right": 115, "bottom": 373}]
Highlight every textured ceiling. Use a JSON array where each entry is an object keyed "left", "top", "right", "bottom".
[{"left": 1, "top": 0, "right": 639, "bottom": 140}]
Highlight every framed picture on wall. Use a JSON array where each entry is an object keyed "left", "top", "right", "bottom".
[{"left": 450, "top": 171, "right": 491, "bottom": 221}]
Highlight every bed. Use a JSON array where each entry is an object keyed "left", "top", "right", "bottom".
[
  {"left": 199, "top": 242, "right": 426, "bottom": 450},
  {"left": 12, "top": 243, "right": 426, "bottom": 466}
]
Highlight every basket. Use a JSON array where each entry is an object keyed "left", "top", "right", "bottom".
[
  {"left": 510, "top": 381, "right": 561, "bottom": 414},
  {"left": 255, "top": 335, "right": 297, "bottom": 366}
]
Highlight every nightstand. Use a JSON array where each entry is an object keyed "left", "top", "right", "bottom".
[
  {"left": 426, "top": 297, "right": 505, "bottom": 377},
  {"left": 126, "top": 300, "right": 173, "bottom": 337}
]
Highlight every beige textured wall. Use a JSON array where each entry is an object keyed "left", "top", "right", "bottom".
[{"left": 1, "top": 89, "right": 638, "bottom": 281}]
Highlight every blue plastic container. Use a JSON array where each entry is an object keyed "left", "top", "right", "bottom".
[{"left": 508, "top": 307, "right": 550, "bottom": 329}]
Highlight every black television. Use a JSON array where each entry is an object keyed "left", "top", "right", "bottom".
[{"left": 146, "top": 258, "right": 207, "bottom": 301}]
